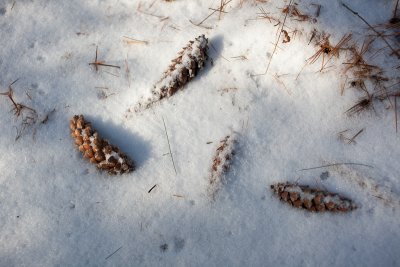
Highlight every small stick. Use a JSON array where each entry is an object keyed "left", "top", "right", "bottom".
[
  {"left": 394, "top": 0, "right": 399, "bottom": 18},
  {"left": 137, "top": 3, "right": 167, "bottom": 20},
  {"left": 311, "top": 4, "right": 321, "bottom": 18},
  {"left": 210, "top": 43, "right": 230, "bottom": 62},
  {"left": 192, "top": 10, "right": 218, "bottom": 26},
  {"left": 148, "top": 184, "right": 157, "bottom": 193},
  {"left": 209, "top": 8, "right": 228, "bottom": 14},
  {"left": 273, "top": 73, "right": 291, "bottom": 95},
  {"left": 295, "top": 62, "right": 307, "bottom": 80},
  {"left": 231, "top": 55, "right": 248, "bottom": 60},
  {"left": 94, "top": 46, "right": 98, "bottom": 71},
  {"left": 347, "top": 128, "right": 364, "bottom": 144},
  {"left": 148, "top": 0, "right": 157, "bottom": 9},
  {"left": 1, "top": 79, "right": 36, "bottom": 117},
  {"left": 299, "top": 162, "right": 373, "bottom": 171},
  {"left": 190, "top": 0, "right": 232, "bottom": 27},
  {"left": 395, "top": 96, "right": 398, "bottom": 133},
  {"left": 257, "top": 7, "right": 280, "bottom": 24},
  {"left": 218, "top": 0, "right": 223, "bottom": 20},
  {"left": 122, "top": 36, "right": 149, "bottom": 45},
  {"left": 341, "top": 2, "right": 400, "bottom": 58},
  {"left": 105, "top": 246, "right": 123, "bottom": 260},
  {"left": 102, "top": 70, "right": 120, "bottom": 77},
  {"left": 340, "top": 76, "right": 348, "bottom": 95},
  {"left": 189, "top": 19, "right": 213, "bottom": 29},
  {"left": 25, "top": 92, "right": 32, "bottom": 100},
  {"left": 162, "top": 117, "right": 177, "bottom": 175},
  {"left": 89, "top": 46, "right": 121, "bottom": 71},
  {"left": 90, "top": 63, "right": 121, "bottom": 69},
  {"left": 125, "top": 57, "right": 131, "bottom": 88},
  {"left": 41, "top": 108, "right": 56, "bottom": 124},
  {"left": 252, "top": 0, "right": 294, "bottom": 76},
  {"left": 308, "top": 29, "right": 317, "bottom": 45}
]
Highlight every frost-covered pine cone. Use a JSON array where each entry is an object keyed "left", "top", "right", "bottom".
[
  {"left": 271, "top": 182, "right": 357, "bottom": 212},
  {"left": 136, "top": 35, "right": 208, "bottom": 111},
  {"left": 208, "top": 134, "right": 237, "bottom": 199},
  {"left": 70, "top": 115, "right": 135, "bottom": 175}
]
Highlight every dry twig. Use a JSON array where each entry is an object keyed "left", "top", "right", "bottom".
[
  {"left": 299, "top": 162, "right": 373, "bottom": 171},
  {"left": 1, "top": 80, "right": 38, "bottom": 140},
  {"left": 122, "top": 36, "right": 149, "bottom": 45},
  {"left": 162, "top": 117, "right": 177, "bottom": 175},
  {"left": 190, "top": 0, "right": 232, "bottom": 28},
  {"left": 148, "top": 184, "right": 157, "bottom": 193},
  {"left": 105, "top": 246, "right": 123, "bottom": 260},
  {"left": 89, "top": 46, "right": 121, "bottom": 71},
  {"left": 307, "top": 34, "right": 352, "bottom": 71},
  {"left": 253, "top": 0, "right": 294, "bottom": 76},
  {"left": 137, "top": 2, "right": 168, "bottom": 20},
  {"left": 339, "top": 128, "right": 364, "bottom": 144}
]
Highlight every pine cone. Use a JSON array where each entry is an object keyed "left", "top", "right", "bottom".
[
  {"left": 208, "top": 134, "right": 237, "bottom": 199},
  {"left": 271, "top": 182, "right": 357, "bottom": 212},
  {"left": 136, "top": 35, "right": 209, "bottom": 111},
  {"left": 70, "top": 115, "right": 135, "bottom": 175}
]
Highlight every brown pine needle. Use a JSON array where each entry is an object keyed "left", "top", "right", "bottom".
[
  {"left": 102, "top": 70, "right": 120, "bottom": 78},
  {"left": 162, "top": 117, "right": 177, "bottom": 175},
  {"left": 307, "top": 34, "right": 351, "bottom": 71},
  {"left": 210, "top": 8, "right": 228, "bottom": 14},
  {"left": 342, "top": 2, "right": 400, "bottom": 58},
  {"left": 89, "top": 46, "right": 120, "bottom": 71},
  {"left": 345, "top": 96, "right": 373, "bottom": 115},
  {"left": 137, "top": 3, "right": 168, "bottom": 20},
  {"left": 125, "top": 58, "right": 131, "bottom": 88},
  {"left": 190, "top": 0, "right": 232, "bottom": 27},
  {"left": 273, "top": 73, "right": 291, "bottom": 95},
  {"left": 252, "top": 0, "right": 294, "bottom": 76},
  {"left": 148, "top": 184, "right": 157, "bottom": 193},
  {"left": 394, "top": 0, "right": 399, "bottom": 18},
  {"left": 257, "top": 7, "right": 280, "bottom": 24},
  {"left": 105, "top": 246, "right": 123, "bottom": 260},
  {"left": 231, "top": 55, "right": 248, "bottom": 60},
  {"left": 347, "top": 128, "right": 364, "bottom": 144},
  {"left": 299, "top": 162, "right": 373, "bottom": 171},
  {"left": 89, "top": 62, "right": 121, "bottom": 69},
  {"left": 122, "top": 36, "right": 149, "bottom": 45},
  {"left": 395, "top": 96, "right": 398, "bottom": 133},
  {"left": 1, "top": 79, "right": 36, "bottom": 117}
]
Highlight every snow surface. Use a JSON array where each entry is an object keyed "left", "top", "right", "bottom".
[{"left": 0, "top": 0, "right": 400, "bottom": 266}]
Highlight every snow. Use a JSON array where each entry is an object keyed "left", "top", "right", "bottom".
[{"left": 0, "top": 0, "right": 400, "bottom": 266}]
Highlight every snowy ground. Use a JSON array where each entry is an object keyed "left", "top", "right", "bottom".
[{"left": 1, "top": 0, "right": 400, "bottom": 266}]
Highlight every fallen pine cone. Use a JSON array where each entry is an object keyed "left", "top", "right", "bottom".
[
  {"left": 270, "top": 182, "right": 357, "bottom": 212},
  {"left": 136, "top": 35, "right": 209, "bottom": 111},
  {"left": 70, "top": 115, "right": 135, "bottom": 175},
  {"left": 208, "top": 134, "right": 237, "bottom": 200}
]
